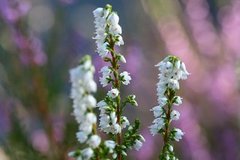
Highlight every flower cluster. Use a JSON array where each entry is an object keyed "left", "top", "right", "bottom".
[
  {"left": 93, "top": 4, "right": 124, "bottom": 58},
  {"left": 93, "top": 4, "right": 144, "bottom": 159},
  {"left": 93, "top": 5, "right": 133, "bottom": 136},
  {"left": 149, "top": 55, "right": 189, "bottom": 159},
  {"left": 69, "top": 55, "right": 101, "bottom": 160}
]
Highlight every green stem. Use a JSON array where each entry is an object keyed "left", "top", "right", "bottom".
[
  {"left": 109, "top": 41, "right": 122, "bottom": 160},
  {"left": 161, "top": 89, "right": 175, "bottom": 158}
]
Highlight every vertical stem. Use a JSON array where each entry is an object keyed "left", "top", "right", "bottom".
[
  {"left": 109, "top": 41, "right": 122, "bottom": 160},
  {"left": 163, "top": 103, "right": 171, "bottom": 146},
  {"left": 162, "top": 89, "right": 174, "bottom": 156}
]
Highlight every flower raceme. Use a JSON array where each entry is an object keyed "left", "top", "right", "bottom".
[
  {"left": 93, "top": 5, "right": 124, "bottom": 58},
  {"left": 149, "top": 55, "right": 190, "bottom": 160},
  {"left": 93, "top": 4, "right": 144, "bottom": 160},
  {"left": 69, "top": 55, "right": 101, "bottom": 160}
]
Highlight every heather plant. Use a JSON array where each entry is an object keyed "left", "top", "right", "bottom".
[
  {"left": 68, "top": 4, "right": 144, "bottom": 160},
  {"left": 93, "top": 4, "right": 144, "bottom": 160},
  {"left": 149, "top": 56, "right": 190, "bottom": 160},
  {"left": 1, "top": 1, "right": 240, "bottom": 160}
]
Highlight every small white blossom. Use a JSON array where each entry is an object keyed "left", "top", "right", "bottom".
[
  {"left": 85, "top": 112, "right": 97, "bottom": 124},
  {"left": 173, "top": 96, "right": 183, "bottom": 106},
  {"left": 104, "top": 140, "right": 116, "bottom": 150},
  {"left": 76, "top": 131, "right": 88, "bottom": 143},
  {"left": 149, "top": 118, "right": 165, "bottom": 136},
  {"left": 79, "top": 122, "right": 93, "bottom": 135},
  {"left": 116, "top": 36, "right": 124, "bottom": 46},
  {"left": 93, "top": 8, "right": 103, "bottom": 18},
  {"left": 180, "top": 62, "right": 190, "bottom": 80},
  {"left": 120, "top": 71, "right": 131, "bottom": 85},
  {"left": 157, "top": 97, "right": 168, "bottom": 107},
  {"left": 87, "top": 135, "right": 101, "bottom": 148},
  {"left": 81, "top": 147, "right": 94, "bottom": 160},
  {"left": 108, "top": 12, "right": 119, "bottom": 26},
  {"left": 150, "top": 105, "right": 164, "bottom": 118},
  {"left": 99, "top": 66, "right": 112, "bottom": 87},
  {"left": 133, "top": 140, "right": 143, "bottom": 151},
  {"left": 99, "top": 111, "right": 121, "bottom": 134},
  {"left": 99, "top": 76, "right": 109, "bottom": 87},
  {"left": 107, "top": 88, "right": 119, "bottom": 98},
  {"left": 121, "top": 116, "right": 130, "bottom": 128},
  {"left": 168, "top": 79, "right": 180, "bottom": 90},
  {"left": 173, "top": 128, "right": 184, "bottom": 141},
  {"left": 97, "top": 100, "right": 108, "bottom": 108},
  {"left": 170, "top": 110, "right": 180, "bottom": 121},
  {"left": 119, "top": 54, "right": 126, "bottom": 63},
  {"left": 133, "top": 136, "right": 145, "bottom": 151},
  {"left": 83, "top": 95, "right": 97, "bottom": 108}
]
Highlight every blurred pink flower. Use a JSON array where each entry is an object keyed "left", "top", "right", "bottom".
[{"left": 31, "top": 129, "right": 49, "bottom": 154}]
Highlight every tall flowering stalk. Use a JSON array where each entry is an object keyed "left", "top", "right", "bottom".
[
  {"left": 69, "top": 55, "right": 126, "bottom": 160},
  {"left": 93, "top": 4, "right": 144, "bottom": 160},
  {"left": 69, "top": 55, "right": 101, "bottom": 160},
  {"left": 149, "top": 55, "right": 190, "bottom": 160}
]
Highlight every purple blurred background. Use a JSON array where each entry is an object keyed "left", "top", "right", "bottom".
[{"left": 0, "top": 0, "right": 240, "bottom": 159}]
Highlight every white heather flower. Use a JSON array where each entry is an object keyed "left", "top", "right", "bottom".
[
  {"left": 149, "top": 118, "right": 165, "bottom": 136},
  {"left": 133, "top": 140, "right": 143, "bottom": 151},
  {"left": 107, "top": 88, "right": 119, "bottom": 98},
  {"left": 97, "top": 100, "right": 108, "bottom": 108},
  {"left": 76, "top": 131, "right": 88, "bottom": 143},
  {"left": 93, "top": 8, "right": 103, "bottom": 18},
  {"left": 85, "top": 112, "right": 97, "bottom": 124},
  {"left": 121, "top": 116, "right": 130, "bottom": 128},
  {"left": 99, "top": 76, "right": 109, "bottom": 87},
  {"left": 173, "top": 96, "right": 183, "bottom": 106},
  {"left": 100, "top": 66, "right": 111, "bottom": 75},
  {"left": 108, "top": 12, "right": 119, "bottom": 26},
  {"left": 173, "top": 128, "right": 184, "bottom": 141},
  {"left": 158, "top": 97, "right": 168, "bottom": 107},
  {"left": 116, "top": 36, "right": 124, "bottom": 46},
  {"left": 120, "top": 71, "right": 131, "bottom": 85},
  {"left": 151, "top": 105, "right": 164, "bottom": 118},
  {"left": 168, "top": 79, "right": 180, "bottom": 90},
  {"left": 79, "top": 122, "right": 93, "bottom": 135},
  {"left": 170, "top": 110, "right": 180, "bottom": 121},
  {"left": 109, "top": 23, "right": 122, "bottom": 35},
  {"left": 104, "top": 140, "right": 116, "bottom": 150},
  {"left": 104, "top": 140, "right": 116, "bottom": 154},
  {"left": 133, "top": 135, "right": 145, "bottom": 151},
  {"left": 81, "top": 147, "right": 94, "bottom": 160},
  {"left": 119, "top": 54, "right": 126, "bottom": 63},
  {"left": 180, "top": 62, "right": 190, "bottom": 80},
  {"left": 97, "top": 42, "right": 108, "bottom": 57},
  {"left": 99, "top": 66, "right": 112, "bottom": 87},
  {"left": 113, "top": 123, "right": 121, "bottom": 134},
  {"left": 87, "top": 135, "right": 101, "bottom": 148},
  {"left": 99, "top": 111, "right": 121, "bottom": 134},
  {"left": 83, "top": 95, "right": 97, "bottom": 108},
  {"left": 85, "top": 79, "right": 97, "bottom": 93}
]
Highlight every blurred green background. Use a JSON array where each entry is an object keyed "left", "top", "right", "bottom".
[{"left": 0, "top": 0, "right": 240, "bottom": 159}]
